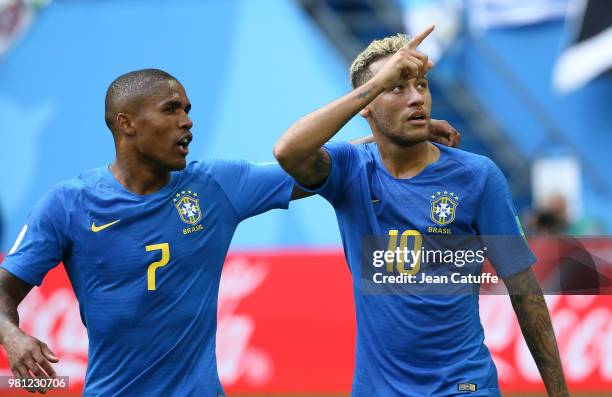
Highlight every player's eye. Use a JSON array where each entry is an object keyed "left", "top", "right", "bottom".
[
  {"left": 416, "top": 80, "right": 428, "bottom": 90},
  {"left": 392, "top": 85, "right": 403, "bottom": 93}
]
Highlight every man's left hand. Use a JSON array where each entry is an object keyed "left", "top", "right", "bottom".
[{"left": 429, "top": 119, "right": 461, "bottom": 147}]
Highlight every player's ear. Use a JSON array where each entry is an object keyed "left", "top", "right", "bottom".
[{"left": 116, "top": 113, "right": 136, "bottom": 136}]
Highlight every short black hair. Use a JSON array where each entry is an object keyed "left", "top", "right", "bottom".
[{"left": 104, "top": 68, "right": 178, "bottom": 133}]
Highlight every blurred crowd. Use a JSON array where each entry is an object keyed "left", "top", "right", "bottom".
[{"left": 523, "top": 194, "right": 604, "bottom": 236}]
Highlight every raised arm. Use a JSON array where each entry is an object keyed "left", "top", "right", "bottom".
[
  {"left": 274, "top": 77, "right": 382, "bottom": 188},
  {"left": 504, "top": 268, "right": 569, "bottom": 397},
  {"left": 274, "top": 26, "right": 434, "bottom": 188}
]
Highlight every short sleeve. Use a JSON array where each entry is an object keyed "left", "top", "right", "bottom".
[
  {"left": 211, "top": 160, "right": 294, "bottom": 221},
  {"left": 1, "top": 185, "right": 70, "bottom": 286},
  {"left": 474, "top": 161, "right": 536, "bottom": 279},
  {"left": 297, "top": 141, "right": 359, "bottom": 206}
]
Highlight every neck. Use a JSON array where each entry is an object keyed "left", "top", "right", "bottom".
[
  {"left": 110, "top": 155, "right": 171, "bottom": 195},
  {"left": 377, "top": 139, "right": 439, "bottom": 179}
]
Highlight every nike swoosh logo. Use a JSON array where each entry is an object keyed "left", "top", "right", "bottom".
[
  {"left": 91, "top": 219, "right": 120, "bottom": 233},
  {"left": 371, "top": 199, "right": 380, "bottom": 204}
]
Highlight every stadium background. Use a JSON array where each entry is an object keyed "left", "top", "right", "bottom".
[{"left": 0, "top": 0, "right": 611, "bottom": 395}]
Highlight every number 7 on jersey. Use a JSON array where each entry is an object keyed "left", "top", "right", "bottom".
[{"left": 146, "top": 243, "right": 170, "bottom": 291}]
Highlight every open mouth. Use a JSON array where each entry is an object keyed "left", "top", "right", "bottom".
[
  {"left": 177, "top": 136, "right": 192, "bottom": 156},
  {"left": 407, "top": 111, "right": 428, "bottom": 125}
]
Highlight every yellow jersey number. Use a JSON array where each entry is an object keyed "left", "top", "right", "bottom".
[
  {"left": 145, "top": 243, "right": 170, "bottom": 291},
  {"left": 387, "top": 229, "right": 422, "bottom": 275}
]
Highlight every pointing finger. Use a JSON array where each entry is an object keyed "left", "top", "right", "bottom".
[{"left": 407, "top": 24, "right": 435, "bottom": 49}]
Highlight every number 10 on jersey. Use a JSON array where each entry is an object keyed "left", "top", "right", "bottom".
[{"left": 387, "top": 230, "right": 422, "bottom": 275}]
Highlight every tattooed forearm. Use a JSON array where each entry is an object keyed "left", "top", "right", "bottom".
[
  {"left": 356, "top": 89, "right": 371, "bottom": 100},
  {"left": 505, "top": 268, "right": 569, "bottom": 397}
]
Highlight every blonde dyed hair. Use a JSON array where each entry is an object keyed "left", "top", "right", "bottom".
[{"left": 349, "top": 34, "right": 409, "bottom": 89}]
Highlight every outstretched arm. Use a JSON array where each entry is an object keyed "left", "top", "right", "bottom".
[
  {"left": 504, "top": 268, "right": 569, "bottom": 397},
  {"left": 275, "top": 26, "right": 434, "bottom": 188}
]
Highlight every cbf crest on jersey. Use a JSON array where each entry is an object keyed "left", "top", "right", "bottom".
[
  {"left": 430, "top": 191, "right": 459, "bottom": 226},
  {"left": 173, "top": 190, "right": 202, "bottom": 225}
]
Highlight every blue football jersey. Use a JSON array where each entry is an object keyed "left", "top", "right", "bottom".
[
  {"left": 1, "top": 160, "right": 293, "bottom": 396},
  {"left": 307, "top": 142, "right": 536, "bottom": 397}
]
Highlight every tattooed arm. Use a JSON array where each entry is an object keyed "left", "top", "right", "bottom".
[
  {"left": 504, "top": 268, "right": 569, "bottom": 397},
  {"left": 274, "top": 81, "right": 381, "bottom": 188}
]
